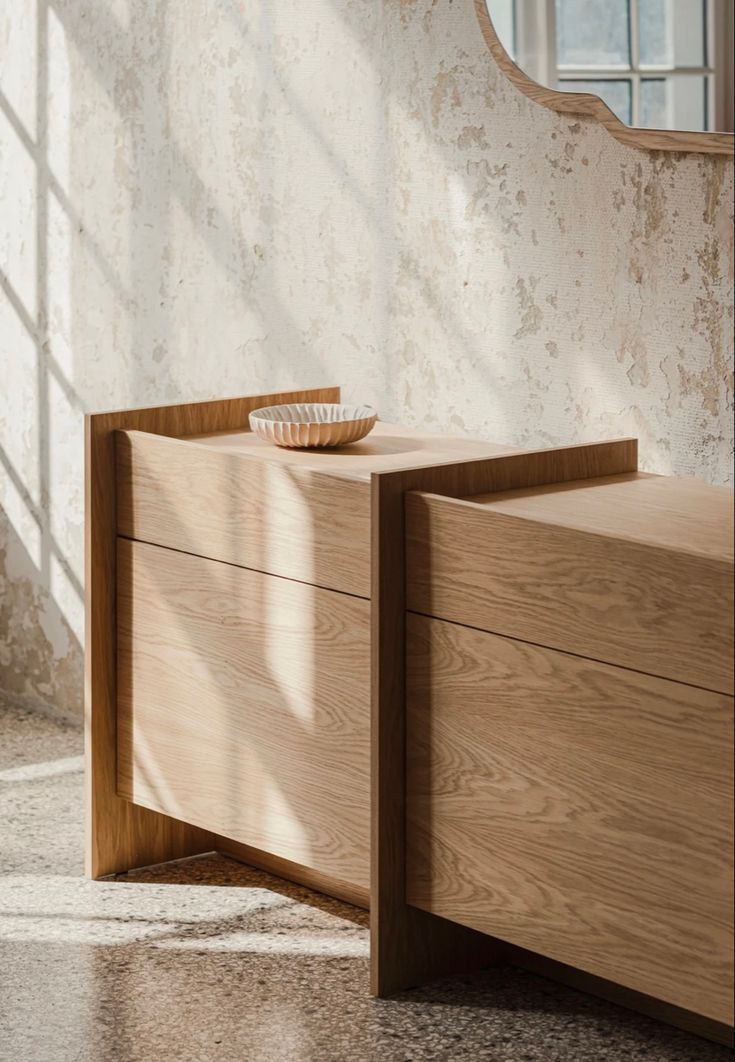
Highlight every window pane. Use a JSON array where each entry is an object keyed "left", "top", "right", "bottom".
[
  {"left": 641, "top": 78, "right": 668, "bottom": 124},
  {"left": 638, "top": 0, "right": 706, "bottom": 67},
  {"left": 485, "top": 0, "right": 515, "bottom": 59},
  {"left": 556, "top": 0, "right": 631, "bottom": 67},
  {"left": 559, "top": 79, "right": 632, "bottom": 124},
  {"left": 641, "top": 75, "right": 707, "bottom": 129}
]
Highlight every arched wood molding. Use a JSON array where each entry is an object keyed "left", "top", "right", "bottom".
[{"left": 473, "top": 0, "right": 734, "bottom": 156}]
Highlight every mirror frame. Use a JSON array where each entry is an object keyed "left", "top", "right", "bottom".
[{"left": 474, "top": 0, "right": 734, "bottom": 155}]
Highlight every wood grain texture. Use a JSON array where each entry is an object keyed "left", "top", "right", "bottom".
[
  {"left": 215, "top": 836, "right": 369, "bottom": 910},
  {"left": 85, "top": 385, "right": 337, "bottom": 878},
  {"left": 185, "top": 419, "right": 517, "bottom": 478},
  {"left": 464, "top": 472, "right": 734, "bottom": 561},
  {"left": 371, "top": 438, "right": 637, "bottom": 996},
  {"left": 505, "top": 945, "right": 734, "bottom": 1047},
  {"left": 118, "top": 538, "right": 370, "bottom": 890},
  {"left": 474, "top": 0, "right": 734, "bottom": 155},
  {"left": 407, "top": 473, "right": 734, "bottom": 694},
  {"left": 117, "top": 429, "right": 371, "bottom": 597},
  {"left": 406, "top": 614, "right": 734, "bottom": 1024},
  {"left": 116, "top": 422, "right": 518, "bottom": 598}
]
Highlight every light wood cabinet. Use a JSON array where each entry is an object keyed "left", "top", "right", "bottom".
[
  {"left": 404, "top": 470, "right": 734, "bottom": 1029},
  {"left": 85, "top": 387, "right": 733, "bottom": 1042}
]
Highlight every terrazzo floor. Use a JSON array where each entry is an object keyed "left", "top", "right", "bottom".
[{"left": 0, "top": 698, "right": 732, "bottom": 1062}]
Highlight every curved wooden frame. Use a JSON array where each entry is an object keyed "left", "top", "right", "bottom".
[{"left": 473, "top": 0, "right": 734, "bottom": 156}]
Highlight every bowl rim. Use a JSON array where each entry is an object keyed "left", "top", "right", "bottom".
[{"left": 249, "top": 402, "right": 378, "bottom": 427}]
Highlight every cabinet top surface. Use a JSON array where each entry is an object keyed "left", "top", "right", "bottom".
[
  {"left": 182, "top": 421, "right": 516, "bottom": 481},
  {"left": 464, "top": 473, "right": 734, "bottom": 562}
]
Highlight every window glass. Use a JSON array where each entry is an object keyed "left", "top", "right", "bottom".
[
  {"left": 556, "top": 0, "right": 631, "bottom": 66},
  {"left": 640, "top": 78, "right": 668, "bottom": 124},
  {"left": 558, "top": 78, "right": 632, "bottom": 123},
  {"left": 486, "top": 0, "right": 516, "bottom": 58},
  {"left": 638, "top": 0, "right": 706, "bottom": 67},
  {"left": 641, "top": 75, "right": 707, "bottom": 128}
]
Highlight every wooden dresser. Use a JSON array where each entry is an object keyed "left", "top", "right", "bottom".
[
  {"left": 85, "top": 386, "right": 733, "bottom": 1042},
  {"left": 405, "top": 472, "right": 734, "bottom": 1026}
]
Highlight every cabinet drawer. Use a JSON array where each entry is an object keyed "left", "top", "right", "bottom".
[
  {"left": 116, "top": 429, "right": 371, "bottom": 598},
  {"left": 406, "top": 613, "right": 734, "bottom": 1024},
  {"left": 406, "top": 483, "right": 734, "bottom": 694},
  {"left": 117, "top": 538, "right": 370, "bottom": 891}
]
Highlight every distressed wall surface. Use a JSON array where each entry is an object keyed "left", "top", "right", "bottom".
[{"left": 1, "top": 0, "right": 733, "bottom": 716}]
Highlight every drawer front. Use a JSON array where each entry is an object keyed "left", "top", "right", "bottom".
[
  {"left": 117, "top": 538, "right": 370, "bottom": 891},
  {"left": 406, "top": 613, "right": 734, "bottom": 1023},
  {"left": 406, "top": 492, "right": 734, "bottom": 694},
  {"left": 116, "top": 430, "right": 371, "bottom": 598}
]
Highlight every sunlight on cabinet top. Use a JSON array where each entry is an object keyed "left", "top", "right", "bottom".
[
  {"left": 464, "top": 473, "right": 734, "bottom": 562},
  {"left": 183, "top": 420, "right": 516, "bottom": 480}
]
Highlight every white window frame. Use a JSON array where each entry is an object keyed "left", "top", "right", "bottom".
[{"left": 497, "top": 0, "right": 733, "bottom": 132}]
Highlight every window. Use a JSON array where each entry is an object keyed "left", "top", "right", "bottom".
[{"left": 487, "top": 0, "right": 734, "bottom": 132}]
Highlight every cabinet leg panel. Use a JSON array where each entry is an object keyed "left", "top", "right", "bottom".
[{"left": 87, "top": 790, "right": 213, "bottom": 880}]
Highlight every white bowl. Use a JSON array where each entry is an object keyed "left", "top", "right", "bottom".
[{"left": 249, "top": 402, "right": 378, "bottom": 449}]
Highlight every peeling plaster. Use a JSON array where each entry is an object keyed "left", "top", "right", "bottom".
[
  {"left": 0, "top": 0, "right": 733, "bottom": 716},
  {"left": 514, "top": 277, "right": 543, "bottom": 338},
  {"left": 0, "top": 538, "right": 82, "bottom": 716}
]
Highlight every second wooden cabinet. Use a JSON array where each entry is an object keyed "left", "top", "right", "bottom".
[{"left": 404, "top": 470, "right": 734, "bottom": 1025}]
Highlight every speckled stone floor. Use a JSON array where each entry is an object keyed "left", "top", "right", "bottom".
[{"left": 0, "top": 698, "right": 731, "bottom": 1062}]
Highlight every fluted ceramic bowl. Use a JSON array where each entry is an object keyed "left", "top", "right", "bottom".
[{"left": 249, "top": 402, "right": 378, "bottom": 449}]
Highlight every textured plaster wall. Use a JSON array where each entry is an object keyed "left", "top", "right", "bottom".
[{"left": 1, "top": 0, "right": 733, "bottom": 716}]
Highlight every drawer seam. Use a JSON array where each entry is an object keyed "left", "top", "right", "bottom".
[
  {"left": 117, "top": 533, "right": 370, "bottom": 602},
  {"left": 407, "top": 608, "right": 734, "bottom": 698}
]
